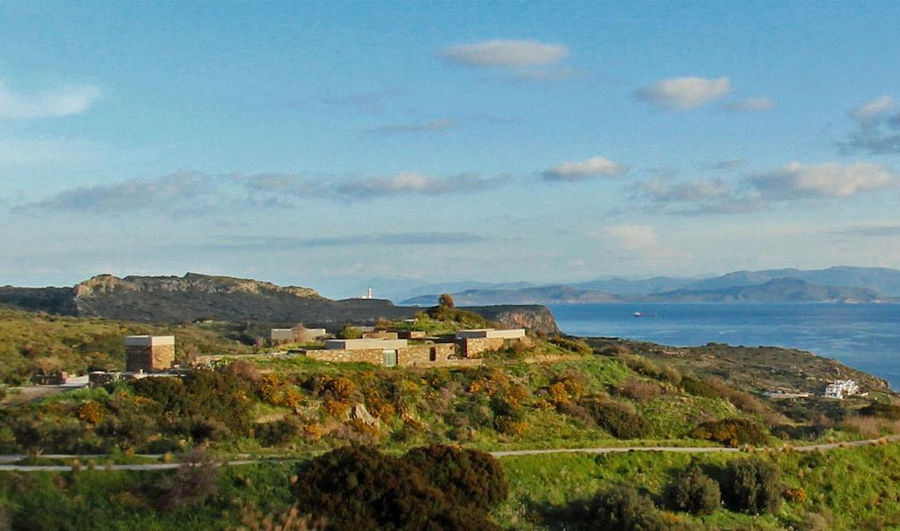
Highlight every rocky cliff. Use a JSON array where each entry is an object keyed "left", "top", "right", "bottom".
[{"left": 0, "top": 273, "right": 560, "bottom": 334}]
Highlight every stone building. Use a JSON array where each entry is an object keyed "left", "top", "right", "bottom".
[
  {"left": 307, "top": 338, "right": 475, "bottom": 367},
  {"left": 125, "top": 335, "right": 175, "bottom": 373},
  {"left": 456, "top": 328, "right": 526, "bottom": 358}
]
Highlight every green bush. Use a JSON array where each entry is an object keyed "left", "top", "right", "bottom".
[
  {"left": 859, "top": 402, "right": 900, "bottom": 420},
  {"left": 292, "top": 445, "right": 500, "bottom": 530},
  {"left": 581, "top": 398, "right": 652, "bottom": 439},
  {"left": 568, "top": 484, "right": 664, "bottom": 531},
  {"left": 404, "top": 444, "right": 508, "bottom": 511},
  {"left": 679, "top": 376, "right": 722, "bottom": 399},
  {"left": 691, "top": 418, "right": 768, "bottom": 447},
  {"left": 664, "top": 465, "right": 721, "bottom": 515},
  {"left": 721, "top": 457, "right": 783, "bottom": 514}
]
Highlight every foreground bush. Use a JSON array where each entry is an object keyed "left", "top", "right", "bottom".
[
  {"left": 404, "top": 444, "right": 508, "bottom": 511},
  {"left": 664, "top": 465, "right": 721, "bottom": 515},
  {"left": 722, "top": 457, "right": 783, "bottom": 514},
  {"left": 567, "top": 484, "right": 664, "bottom": 531},
  {"left": 292, "top": 445, "right": 501, "bottom": 530}
]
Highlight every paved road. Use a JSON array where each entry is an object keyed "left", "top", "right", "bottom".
[{"left": 2, "top": 436, "right": 899, "bottom": 472}]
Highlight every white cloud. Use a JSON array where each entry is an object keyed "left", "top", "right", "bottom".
[
  {"left": 723, "top": 96, "right": 776, "bottom": 112},
  {"left": 601, "top": 224, "right": 659, "bottom": 251},
  {"left": 636, "top": 76, "right": 732, "bottom": 111},
  {"left": 441, "top": 39, "right": 569, "bottom": 68},
  {"left": 0, "top": 80, "right": 100, "bottom": 119},
  {"left": 365, "top": 118, "right": 456, "bottom": 134},
  {"left": 543, "top": 156, "right": 627, "bottom": 182},
  {"left": 852, "top": 95, "right": 896, "bottom": 124},
  {"left": 337, "top": 172, "right": 505, "bottom": 196},
  {"left": 750, "top": 162, "right": 898, "bottom": 199},
  {"left": 640, "top": 178, "right": 732, "bottom": 202}
]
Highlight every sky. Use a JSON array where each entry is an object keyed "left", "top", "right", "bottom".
[{"left": 3, "top": 2, "right": 900, "bottom": 299}]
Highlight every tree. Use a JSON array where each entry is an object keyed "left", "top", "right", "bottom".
[
  {"left": 573, "top": 485, "right": 664, "bottom": 531},
  {"left": 292, "top": 445, "right": 449, "bottom": 529},
  {"left": 664, "top": 465, "right": 721, "bottom": 515},
  {"left": 404, "top": 444, "right": 508, "bottom": 511},
  {"left": 438, "top": 293, "right": 455, "bottom": 310},
  {"left": 722, "top": 457, "right": 783, "bottom": 514}
]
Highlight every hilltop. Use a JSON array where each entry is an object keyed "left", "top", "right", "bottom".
[{"left": 0, "top": 273, "right": 558, "bottom": 333}]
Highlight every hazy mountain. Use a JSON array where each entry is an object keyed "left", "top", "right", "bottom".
[
  {"left": 683, "top": 266, "right": 900, "bottom": 297},
  {"left": 571, "top": 276, "right": 696, "bottom": 295},
  {"left": 403, "top": 285, "right": 622, "bottom": 306},
  {"left": 644, "top": 278, "right": 880, "bottom": 303}
]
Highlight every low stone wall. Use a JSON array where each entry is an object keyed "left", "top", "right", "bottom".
[
  {"left": 400, "top": 343, "right": 458, "bottom": 365},
  {"left": 306, "top": 348, "right": 384, "bottom": 365},
  {"left": 462, "top": 337, "right": 505, "bottom": 358},
  {"left": 407, "top": 358, "right": 483, "bottom": 368}
]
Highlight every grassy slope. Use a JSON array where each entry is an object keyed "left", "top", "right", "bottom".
[
  {"left": 0, "top": 308, "right": 251, "bottom": 384},
  {"left": 3, "top": 444, "right": 900, "bottom": 529}
]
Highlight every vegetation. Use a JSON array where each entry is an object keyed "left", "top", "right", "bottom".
[
  {"left": 722, "top": 457, "right": 783, "bottom": 515},
  {"left": 4, "top": 306, "right": 900, "bottom": 528},
  {"left": 664, "top": 464, "right": 721, "bottom": 515}
]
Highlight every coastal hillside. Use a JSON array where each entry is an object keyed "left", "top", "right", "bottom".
[{"left": 0, "top": 273, "right": 558, "bottom": 333}]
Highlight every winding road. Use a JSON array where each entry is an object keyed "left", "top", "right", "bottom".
[{"left": 2, "top": 435, "right": 899, "bottom": 472}]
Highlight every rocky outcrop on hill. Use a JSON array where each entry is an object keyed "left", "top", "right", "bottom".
[
  {"left": 0, "top": 273, "right": 560, "bottom": 334},
  {"left": 465, "top": 305, "right": 560, "bottom": 335}
]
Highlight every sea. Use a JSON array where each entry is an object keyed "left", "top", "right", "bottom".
[{"left": 549, "top": 303, "right": 900, "bottom": 391}]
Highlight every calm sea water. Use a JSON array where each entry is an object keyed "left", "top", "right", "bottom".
[{"left": 549, "top": 303, "right": 900, "bottom": 390}]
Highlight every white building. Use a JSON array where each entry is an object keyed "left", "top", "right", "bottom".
[{"left": 824, "top": 379, "right": 859, "bottom": 399}]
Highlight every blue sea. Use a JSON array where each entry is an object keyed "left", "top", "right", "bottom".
[{"left": 549, "top": 303, "right": 900, "bottom": 390}]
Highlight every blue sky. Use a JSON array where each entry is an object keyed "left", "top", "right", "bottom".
[{"left": 3, "top": 2, "right": 900, "bottom": 298}]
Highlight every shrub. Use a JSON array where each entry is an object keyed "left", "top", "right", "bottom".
[
  {"left": 860, "top": 402, "right": 900, "bottom": 420},
  {"left": 570, "top": 485, "right": 664, "bottom": 531},
  {"left": 664, "top": 465, "right": 721, "bottom": 515},
  {"left": 616, "top": 378, "right": 664, "bottom": 401},
  {"left": 691, "top": 418, "right": 769, "bottom": 447},
  {"left": 155, "top": 448, "right": 220, "bottom": 510},
  {"left": 256, "top": 417, "right": 302, "bottom": 447},
  {"left": 679, "top": 376, "right": 722, "bottom": 399},
  {"left": 721, "top": 457, "right": 783, "bottom": 514},
  {"left": 292, "top": 445, "right": 493, "bottom": 529},
  {"left": 404, "top": 444, "right": 508, "bottom": 510},
  {"left": 582, "top": 398, "right": 652, "bottom": 439}
]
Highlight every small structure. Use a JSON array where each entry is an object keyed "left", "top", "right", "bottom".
[
  {"left": 456, "top": 328, "right": 526, "bottom": 358},
  {"left": 306, "top": 337, "right": 472, "bottom": 368},
  {"left": 270, "top": 327, "right": 326, "bottom": 345},
  {"left": 824, "top": 379, "right": 859, "bottom": 399},
  {"left": 397, "top": 330, "right": 427, "bottom": 340},
  {"left": 125, "top": 335, "right": 175, "bottom": 373},
  {"left": 33, "top": 372, "right": 68, "bottom": 385}
]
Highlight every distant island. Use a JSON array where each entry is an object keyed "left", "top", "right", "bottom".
[{"left": 401, "top": 266, "right": 900, "bottom": 305}]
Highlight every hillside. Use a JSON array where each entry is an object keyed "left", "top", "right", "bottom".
[{"left": 0, "top": 273, "right": 558, "bottom": 334}]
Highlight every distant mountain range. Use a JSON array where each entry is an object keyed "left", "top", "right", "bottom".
[{"left": 401, "top": 266, "right": 900, "bottom": 305}]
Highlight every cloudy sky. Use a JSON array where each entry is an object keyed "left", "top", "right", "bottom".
[{"left": 3, "top": 2, "right": 900, "bottom": 298}]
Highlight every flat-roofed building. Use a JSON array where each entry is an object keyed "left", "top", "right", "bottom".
[
  {"left": 455, "top": 328, "right": 527, "bottom": 358},
  {"left": 125, "top": 335, "right": 175, "bottom": 373},
  {"left": 455, "top": 328, "right": 526, "bottom": 339}
]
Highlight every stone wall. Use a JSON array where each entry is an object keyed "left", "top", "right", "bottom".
[
  {"left": 125, "top": 344, "right": 175, "bottom": 372},
  {"left": 462, "top": 337, "right": 505, "bottom": 358},
  {"left": 399, "top": 343, "right": 458, "bottom": 365},
  {"left": 306, "top": 348, "right": 384, "bottom": 365}
]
